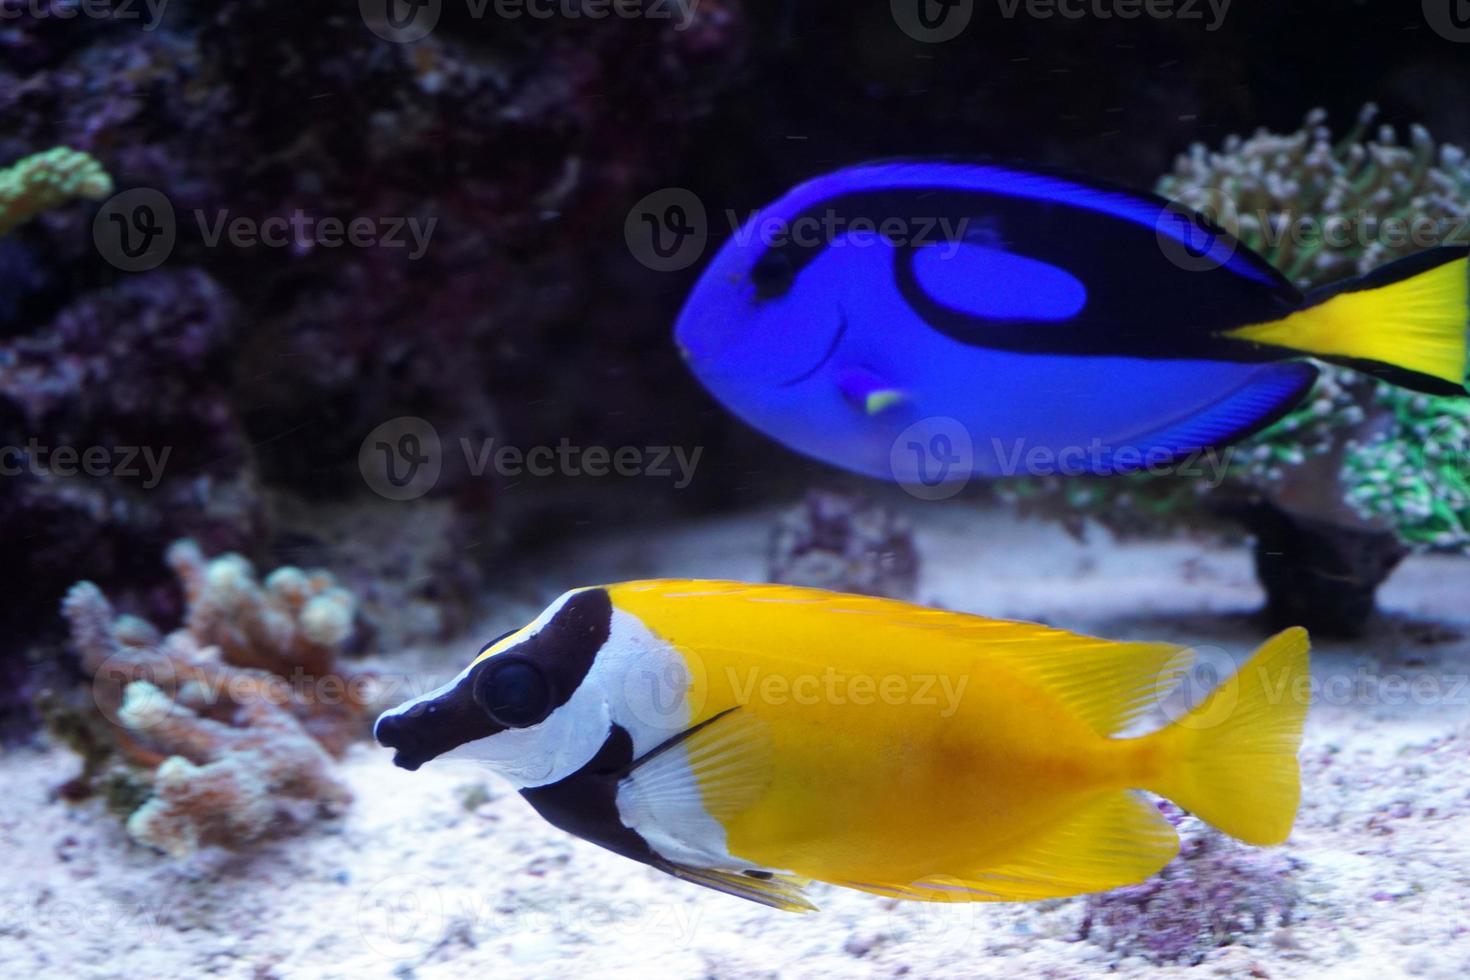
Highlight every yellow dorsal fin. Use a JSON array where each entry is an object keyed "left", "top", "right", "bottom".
[
  {"left": 843, "top": 790, "right": 1179, "bottom": 903},
  {"left": 968, "top": 628, "right": 1193, "bottom": 737},
  {"left": 609, "top": 579, "right": 1193, "bottom": 738},
  {"left": 874, "top": 607, "right": 1193, "bottom": 736}
]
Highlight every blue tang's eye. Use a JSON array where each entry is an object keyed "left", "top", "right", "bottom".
[
  {"left": 749, "top": 248, "right": 796, "bottom": 300},
  {"left": 474, "top": 657, "right": 553, "bottom": 728}
]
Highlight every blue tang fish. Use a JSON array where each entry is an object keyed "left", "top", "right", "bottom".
[{"left": 674, "top": 161, "right": 1469, "bottom": 480}]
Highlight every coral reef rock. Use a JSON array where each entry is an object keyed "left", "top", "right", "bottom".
[
  {"left": 0, "top": 1, "right": 749, "bottom": 695},
  {"left": 767, "top": 490, "right": 920, "bottom": 599},
  {"left": 56, "top": 541, "right": 387, "bottom": 855},
  {"left": 1078, "top": 808, "right": 1301, "bottom": 966},
  {"left": 1218, "top": 496, "right": 1409, "bottom": 637}
]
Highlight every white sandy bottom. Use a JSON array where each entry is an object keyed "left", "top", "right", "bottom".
[{"left": 3, "top": 505, "right": 1468, "bottom": 979}]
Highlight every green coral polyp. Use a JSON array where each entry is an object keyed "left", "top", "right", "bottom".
[
  {"left": 1344, "top": 391, "right": 1470, "bottom": 550},
  {"left": 0, "top": 147, "right": 115, "bottom": 237}
]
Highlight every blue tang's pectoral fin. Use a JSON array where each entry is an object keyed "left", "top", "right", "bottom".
[
  {"left": 1099, "top": 361, "right": 1319, "bottom": 475},
  {"left": 835, "top": 366, "right": 910, "bottom": 416}
]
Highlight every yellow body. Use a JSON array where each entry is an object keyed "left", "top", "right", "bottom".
[{"left": 607, "top": 580, "right": 1309, "bottom": 903}]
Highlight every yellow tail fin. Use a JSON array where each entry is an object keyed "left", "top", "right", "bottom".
[
  {"left": 1146, "top": 627, "right": 1310, "bottom": 846},
  {"left": 1224, "top": 248, "right": 1468, "bottom": 395}
]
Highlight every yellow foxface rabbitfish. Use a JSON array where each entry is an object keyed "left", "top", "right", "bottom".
[{"left": 375, "top": 582, "right": 1310, "bottom": 911}]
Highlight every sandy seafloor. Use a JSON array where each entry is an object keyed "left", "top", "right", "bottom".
[{"left": 3, "top": 504, "right": 1469, "bottom": 979}]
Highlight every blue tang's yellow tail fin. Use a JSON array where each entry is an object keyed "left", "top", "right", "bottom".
[{"left": 1225, "top": 248, "right": 1468, "bottom": 395}]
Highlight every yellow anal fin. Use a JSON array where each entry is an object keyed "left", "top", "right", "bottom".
[
  {"left": 658, "top": 861, "right": 817, "bottom": 913},
  {"left": 842, "top": 790, "right": 1179, "bottom": 903}
]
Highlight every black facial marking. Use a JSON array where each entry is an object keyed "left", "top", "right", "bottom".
[
  {"left": 515, "top": 587, "right": 613, "bottom": 717},
  {"left": 478, "top": 627, "right": 517, "bottom": 655},
  {"left": 749, "top": 247, "right": 796, "bottom": 300},
  {"left": 375, "top": 588, "right": 613, "bottom": 771},
  {"left": 520, "top": 724, "right": 658, "bottom": 865},
  {"left": 375, "top": 685, "right": 498, "bottom": 772}
]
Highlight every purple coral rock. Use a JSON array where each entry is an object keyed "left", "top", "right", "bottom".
[
  {"left": 1078, "top": 811, "right": 1301, "bottom": 966},
  {"left": 768, "top": 489, "right": 921, "bottom": 599}
]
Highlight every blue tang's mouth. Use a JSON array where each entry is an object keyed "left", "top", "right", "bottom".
[{"left": 778, "top": 310, "right": 848, "bottom": 388}]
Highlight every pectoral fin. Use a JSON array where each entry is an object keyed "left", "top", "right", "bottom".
[
  {"left": 618, "top": 707, "right": 774, "bottom": 823},
  {"left": 615, "top": 707, "right": 783, "bottom": 906},
  {"left": 836, "top": 366, "right": 909, "bottom": 416}
]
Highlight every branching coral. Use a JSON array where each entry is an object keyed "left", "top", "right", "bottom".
[
  {"left": 58, "top": 541, "right": 386, "bottom": 855},
  {"left": 767, "top": 489, "right": 920, "bottom": 599},
  {"left": 1159, "top": 104, "right": 1470, "bottom": 285},
  {"left": 117, "top": 681, "right": 352, "bottom": 858},
  {"left": 0, "top": 146, "right": 111, "bottom": 236},
  {"left": 166, "top": 540, "right": 357, "bottom": 683},
  {"left": 270, "top": 495, "right": 486, "bottom": 647}
]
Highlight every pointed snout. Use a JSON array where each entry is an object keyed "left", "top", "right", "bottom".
[
  {"left": 373, "top": 706, "right": 435, "bottom": 771},
  {"left": 374, "top": 675, "right": 500, "bottom": 772}
]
